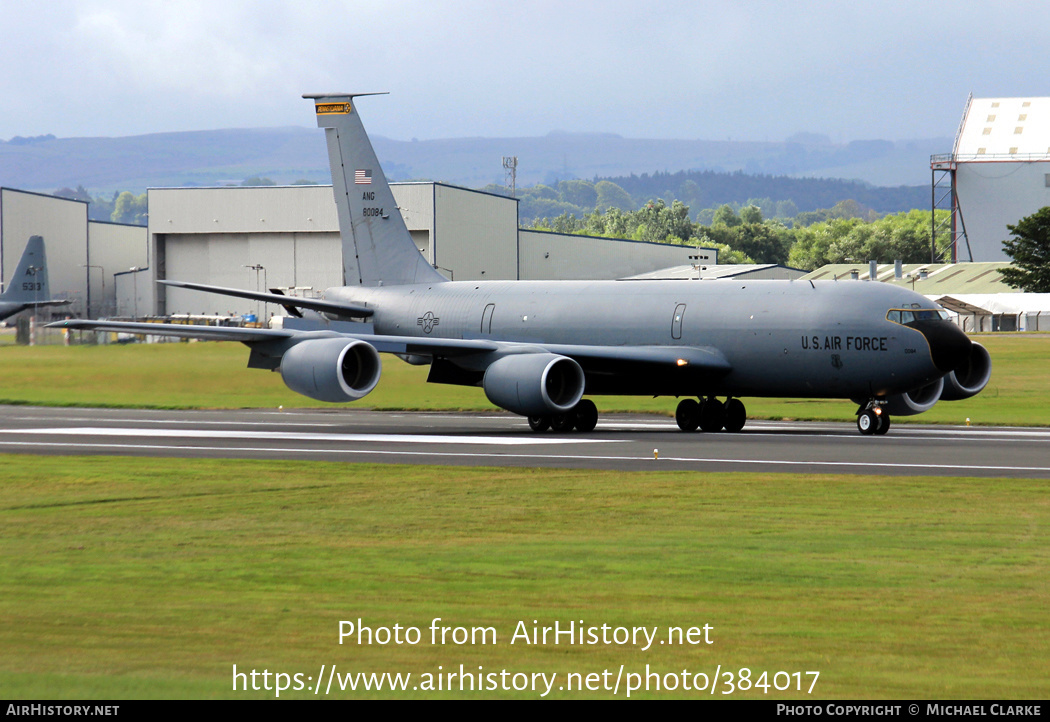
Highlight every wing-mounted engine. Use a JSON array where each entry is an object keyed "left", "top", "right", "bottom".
[
  {"left": 882, "top": 376, "right": 945, "bottom": 416},
  {"left": 939, "top": 342, "right": 992, "bottom": 401},
  {"left": 873, "top": 340, "right": 991, "bottom": 417},
  {"left": 482, "top": 353, "right": 585, "bottom": 417},
  {"left": 280, "top": 338, "right": 382, "bottom": 403}
]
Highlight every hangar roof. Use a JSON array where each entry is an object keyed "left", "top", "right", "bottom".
[
  {"left": 953, "top": 97, "right": 1050, "bottom": 161},
  {"left": 935, "top": 293, "right": 1050, "bottom": 316},
  {"left": 625, "top": 264, "right": 805, "bottom": 281},
  {"left": 799, "top": 262, "right": 1016, "bottom": 294}
]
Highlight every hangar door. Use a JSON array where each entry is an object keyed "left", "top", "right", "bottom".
[{"left": 162, "top": 232, "right": 342, "bottom": 317}]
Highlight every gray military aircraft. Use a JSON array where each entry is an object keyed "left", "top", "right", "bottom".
[
  {"left": 1, "top": 235, "right": 70, "bottom": 322},
  {"left": 50, "top": 93, "right": 991, "bottom": 435}
]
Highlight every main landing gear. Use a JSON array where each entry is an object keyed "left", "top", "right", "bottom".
[
  {"left": 528, "top": 399, "right": 598, "bottom": 433},
  {"left": 856, "top": 401, "right": 891, "bottom": 436},
  {"left": 675, "top": 397, "right": 746, "bottom": 433}
]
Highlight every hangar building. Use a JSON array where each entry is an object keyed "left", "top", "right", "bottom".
[
  {"left": 147, "top": 183, "right": 714, "bottom": 318},
  {"left": 4, "top": 182, "right": 715, "bottom": 322},
  {"left": 0, "top": 187, "right": 147, "bottom": 319},
  {"left": 932, "top": 96, "right": 1050, "bottom": 262}
]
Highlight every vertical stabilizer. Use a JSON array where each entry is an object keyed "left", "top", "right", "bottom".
[
  {"left": 304, "top": 93, "right": 446, "bottom": 287},
  {"left": 2, "top": 235, "right": 51, "bottom": 302}
]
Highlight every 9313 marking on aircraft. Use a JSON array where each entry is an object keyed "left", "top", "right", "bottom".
[
  {"left": 51, "top": 93, "right": 991, "bottom": 436},
  {"left": 1, "top": 235, "right": 70, "bottom": 322}
]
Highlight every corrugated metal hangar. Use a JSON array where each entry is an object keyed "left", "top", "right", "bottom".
[
  {"left": 932, "top": 96, "right": 1050, "bottom": 262},
  {"left": 2, "top": 182, "right": 712, "bottom": 322},
  {"left": 146, "top": 183, "right": 712, "bottom": 318},
  {"left": 0, "top": 187, "right": 147, "bottom": 319}
]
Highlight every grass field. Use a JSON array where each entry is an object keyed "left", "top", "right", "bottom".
[
  {"left": 0, "top": 333, "right": 1046, "bottom": 426},
  {"left": 1, "top": 455, "right": 1047, "bottom": 699},
  {"left": 1, "top": 334, "right": 1047, "bottom": 699}
]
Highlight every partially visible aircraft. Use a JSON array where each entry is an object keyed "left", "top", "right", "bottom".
[
  {"left": 0, "top": 235, "right": 70, "bottom": 322},
  {"left": 51, "top": 93, "right": 992, "bottom": 435}
]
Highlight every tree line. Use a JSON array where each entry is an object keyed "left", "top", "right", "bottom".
[
  {"left": 528, "top": 200, "right": 952, "bottom": 270},
  {"left": 52, "top": 177, "right": 314, "bottom": 225},
  {"left": 482, "top": 172, "right": 927, "bottom": 228}
]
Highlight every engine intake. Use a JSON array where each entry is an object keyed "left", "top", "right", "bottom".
[
  {"left": 280, "top": 338, "right": 382, "bottom": 403},
  {"left": 940, "top": 342, "right": 992, "bottom": 401},
  {"left": 483, "top": 353, "right": 585, "bottom": 417},
  {"left": 883, "top": 376, "right": 944, "bottom": 416}
]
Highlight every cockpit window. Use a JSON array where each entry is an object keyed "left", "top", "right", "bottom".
[{"left": 887, "top": 308, "right": 950, "bottom": 324}]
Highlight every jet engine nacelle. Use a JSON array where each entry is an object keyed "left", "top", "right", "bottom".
[
  {"left": 482, "top": 352, "right": 585, "bottom": 417},
  {"left": 882, "top": 376, "right": 944, "bottom": 416},
  {"left": 939, "top": 342, "right": 992, "bottom": 401},
  {"left": 280, "top": 338, "right": 382, "bottom": 403}
]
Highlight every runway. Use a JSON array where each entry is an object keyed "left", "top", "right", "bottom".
[{"left": 1, "top": 405, "right": 1048, "bottom": 477}]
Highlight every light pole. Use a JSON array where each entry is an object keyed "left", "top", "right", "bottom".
[
  {"left": 27, "top": 265, "right": 41, "bottom": 345},
  {"left": 129, "top": 267, "right": 141, "bottom": 319},
  {"left": 243, "top": 264, "right": 266, "bottom": 321}
]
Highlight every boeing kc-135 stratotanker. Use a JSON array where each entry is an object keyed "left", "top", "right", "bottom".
[{"left": 51, "top": 94, "right": 991, "bottom": 435}]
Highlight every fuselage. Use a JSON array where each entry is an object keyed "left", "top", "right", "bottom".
[
  {"left": 327, "top": 278, "right": 959, "bottom": 400},
  {"left": 0, "top": 302, "right": 28, "bottom": 322}
]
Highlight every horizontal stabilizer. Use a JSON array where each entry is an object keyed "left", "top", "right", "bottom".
[
  {"left": 159, "top": 280, "right": 374, "bottom": 318},
  {"left": 16, "top": 299, "right": 72, "bottom": 309}
]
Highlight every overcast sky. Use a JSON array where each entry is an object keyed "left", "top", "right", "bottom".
[{"left": 1, "top": 0, "right": 1046, "bottom": 143}]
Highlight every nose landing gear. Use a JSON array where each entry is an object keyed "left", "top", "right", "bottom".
[{"left": 856, "top": 402, "right": 891, "bottom": 436}]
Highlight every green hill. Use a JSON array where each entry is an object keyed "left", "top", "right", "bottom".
[{"left": 1, "top": 127, "right": 943, "bottom": 219}]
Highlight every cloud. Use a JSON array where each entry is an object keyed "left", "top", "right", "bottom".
[{"left": 1, "top": 0, "right": 1048, "bottom": 142}]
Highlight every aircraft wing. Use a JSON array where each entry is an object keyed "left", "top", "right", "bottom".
[
  {"left": 151, "top": 283, "right": 729, "bottom": 372},
  {"left": 539, "top": 343, "right": 731, "bottom": 373},
  {"left": 159, "top": 280, "right": 374, "bottom": 318},
  {"left": 46, "top": 319, "right": 502, "bottom": 355},
  {"left": 47, "top": 319, "right": 731, "bottom": 373},
  {"left": 47, "top": 319, "right": 298, "bottom": 343},
  {"left": 340, "top": 337, "right": 731, "bottom": 372}
]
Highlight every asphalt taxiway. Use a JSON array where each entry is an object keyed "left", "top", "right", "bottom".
[{"left": 0, "top": 405, "right": 1047, "bottom": 477}]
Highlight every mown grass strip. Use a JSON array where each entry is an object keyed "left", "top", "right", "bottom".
[{"left": 1, "top": 455, "right": 1047, "bottom": 698}]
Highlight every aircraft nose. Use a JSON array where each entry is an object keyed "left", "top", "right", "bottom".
[{"left": 909, "top": 319, "right": 973, "bottom": 374}]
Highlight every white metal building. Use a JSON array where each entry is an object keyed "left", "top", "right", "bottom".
[
  {"left": 4, "top": 183, "right": 717, "bottom": 321},
  {"left": 932, "top": 96, "right": 1050, "bottom": 262},
  {"left": 626, "top": 263, "right": 804, "bottom": 281},
  {"left": 0, "top": 188, "right": 148, "bottom": 318},
  {"left": 147, "top": 183, "right": 715, "bottom": 318},
  {"left": 519, "top": 230, "right": 713, "bottom": 281}
]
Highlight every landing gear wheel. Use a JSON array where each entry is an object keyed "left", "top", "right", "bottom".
[
  {"left": 551, "top": 412, "right": 576, "bottom": 432},
  {"left": 857, "top": 409, "right": 880, "bottom": 435},
  {"left": 528, "top": 416, "right": 550, "bottom": 432},
  {"left": 699, "top": 398, "right": 726, "bottom": 433},
  {"left": 724, "top": 398, "right": 746, "bottom": 433},
  {"left": 873, "top": 413, "right": 891, "bottom": 435},
  {"left": 675, "top": 398, "right": 700, "bottom": 432},
  {"left": 573, "top": 399, "right": 598, "bottom": 433}
]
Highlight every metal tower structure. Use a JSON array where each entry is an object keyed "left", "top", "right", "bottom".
[
  {"left": 930, "top": 94, "right": 973, "bottom": 263},
  {"left": 502, "top": 156, "right": 518, "bottom": 197}
]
